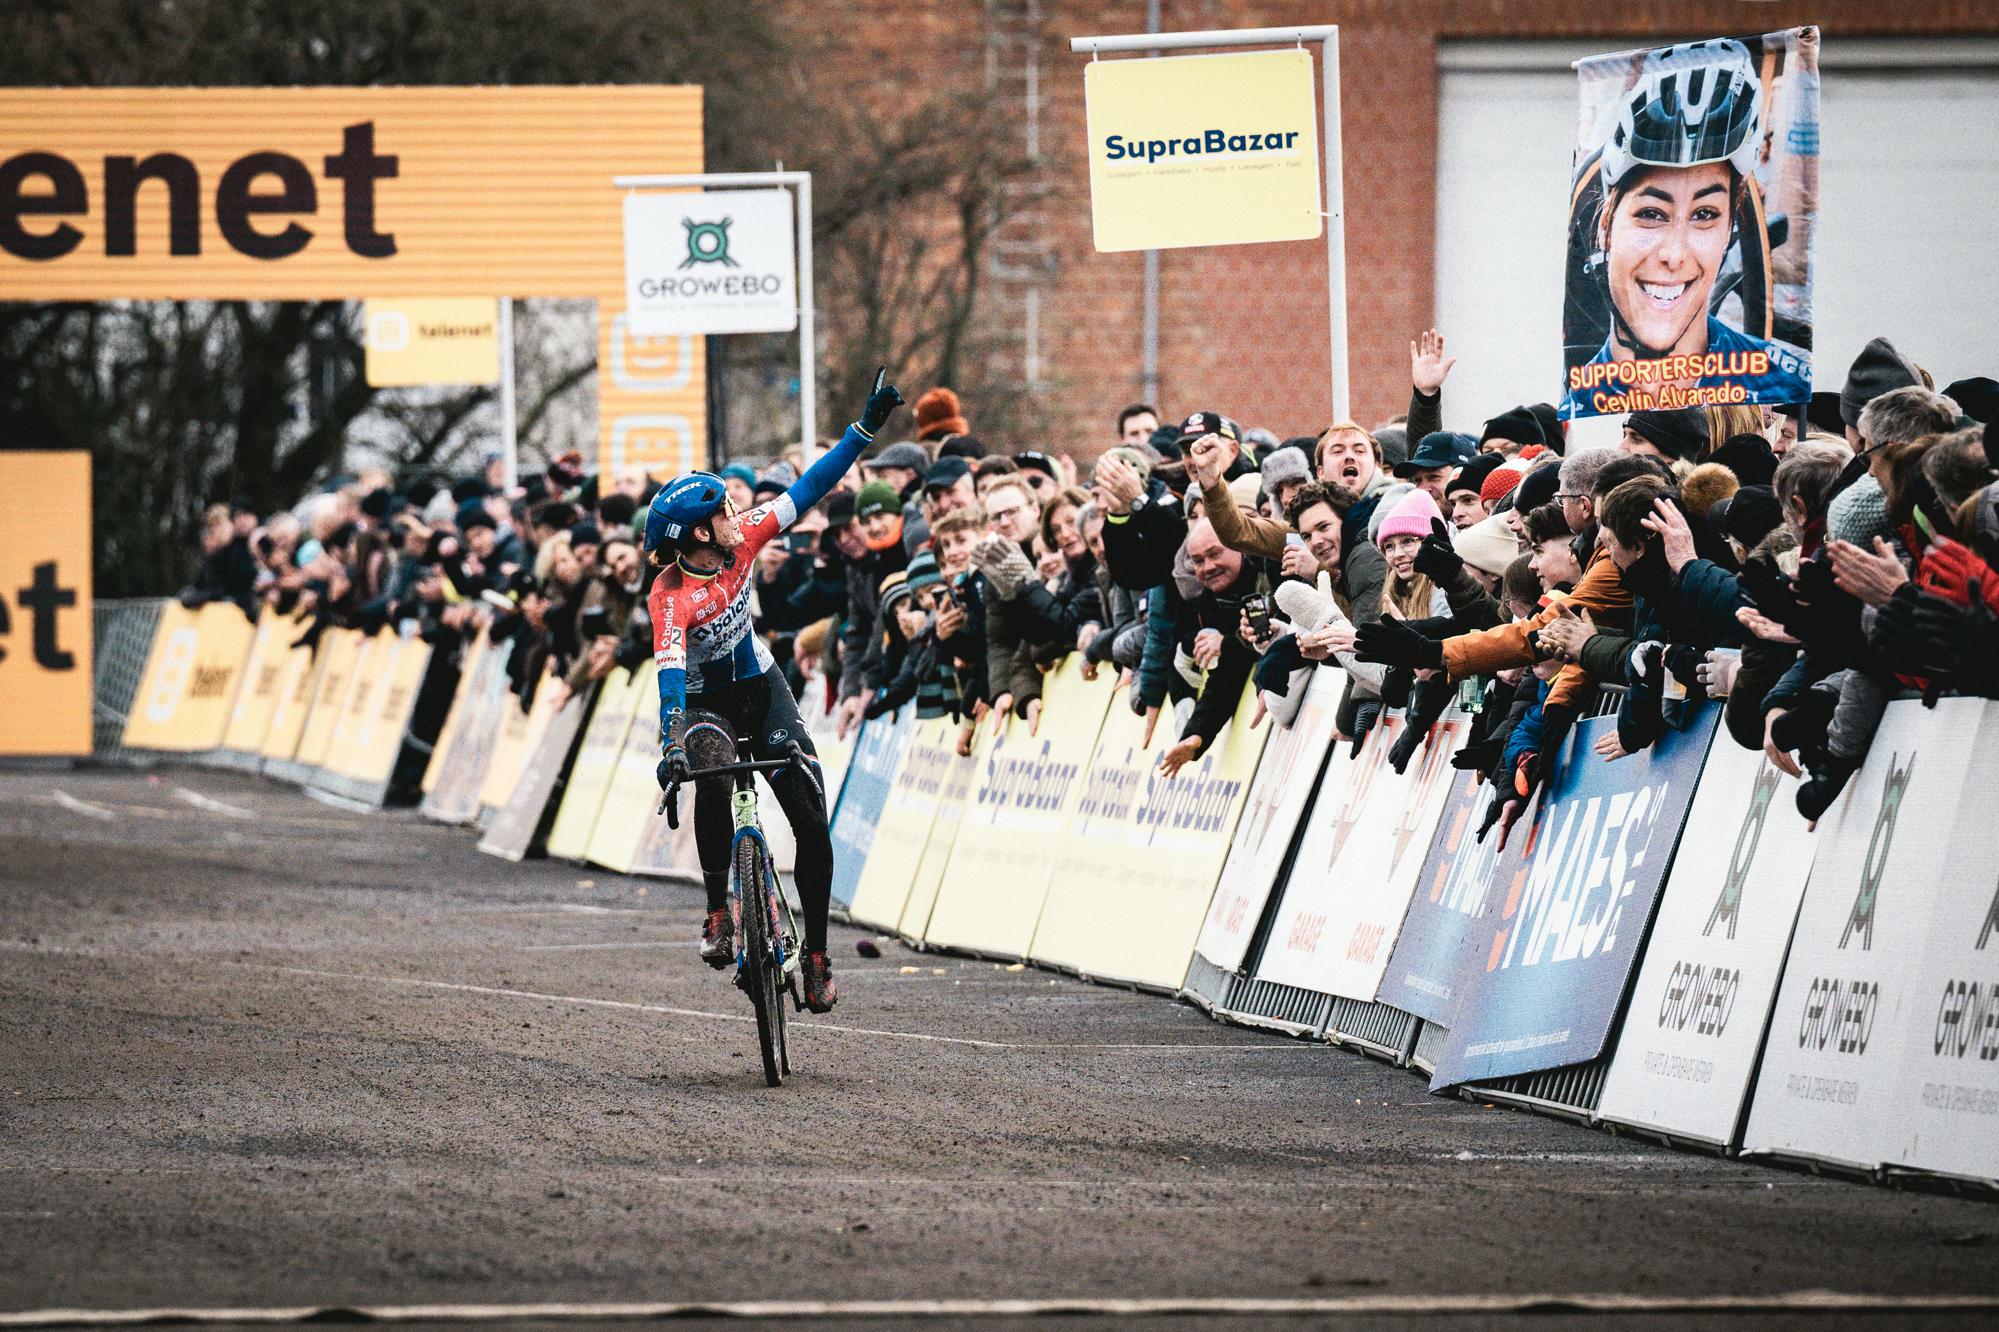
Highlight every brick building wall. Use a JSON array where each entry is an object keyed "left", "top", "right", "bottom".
[{"left": 790, "top": 1, "right": 1997, "bottom": 455}]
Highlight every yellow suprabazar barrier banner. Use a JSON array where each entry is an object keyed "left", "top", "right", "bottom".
[
  {"left": 921, "top": 659, "right": 1117, "bottom": 957},
  {"left": 120, "top": 601, "right": 258, "bottom": 751},
  {"left": 476, "top": 667, "right": 558, "bottom": 816},
  {"left": 584, "top": 663, "right": 666, "bottom": 874},
  {"left": 895, "top": 719, "right": 991, "bottom": 941},
  {"left": 547, "top": 666, "right": 646, "bottom": 862},
  {"left": 1029, "top": 684, "right": 1267, "bottom": 990},
  {"left": 320, "top": 632, "right": 431, "bottom": 786},
  {"left": 421, "top": 632, "right": 487, "bottom": 795},
  {"left": 258, "top": 636, "right": 324, "bottom": 763},
  {"left": 845, "top": 716, "right": 958, "bottom": 932},
  {"left": 292, "top": 629, "right": 364, "bottom": 769},
  {"left": 219, "top": 611, "right": 304, "bottom": 756},
  {"left": 311, "top": 630, "right": 386, "bottom": 777}
]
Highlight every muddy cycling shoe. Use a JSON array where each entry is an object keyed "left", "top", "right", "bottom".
[
  {"left": 801, "top": 951, "right": 838, "bottom": 1013},
  {"left": 699, "top": 908, "right": 734, "bottom": 970}
]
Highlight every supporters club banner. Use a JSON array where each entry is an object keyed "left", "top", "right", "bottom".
[
  {"left": 1431, "top": 707, "right": 1717, "bottom": 1089},
  {"left": 1375, "top": 769, "right": 1532, "bottom": 1029},
  {"left": 1744, "top": 699, "right": 1982, "bottom": 1172},
  {"left": 1191, "top": 668, "right": 1344, "bottom": 974},
  {"left": 1560, "top": 28, "right": 1819, "bottom": 419},
  {"left": 1598, "top": 738, "right": 1820, "bottom": 1148}
]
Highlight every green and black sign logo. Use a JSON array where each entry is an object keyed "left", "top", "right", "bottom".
[
  {"left": 1842, "top": 751, "right": 1914, "bottom": 952},
  {"left": 1708, "top": 762, "right": 1780, "bottom": 940},
  {"left": 1978, "top": 873, "right": 1999, "bottom": 951},
  {"left": 680, "top": 217, "right": 736, "bottom": 269}
]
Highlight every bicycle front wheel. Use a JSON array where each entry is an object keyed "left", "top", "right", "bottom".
[{"left": 734, "top": 832, "right": 786, "bottom": 1088}]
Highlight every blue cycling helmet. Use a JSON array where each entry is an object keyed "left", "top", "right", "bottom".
[{"left": 643, "top": 471, "right": 728, "bottom": 554}]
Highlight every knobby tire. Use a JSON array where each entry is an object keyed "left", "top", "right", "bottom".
[{"left": 735, "top": 832, "right": 785, "bottom": 1087}]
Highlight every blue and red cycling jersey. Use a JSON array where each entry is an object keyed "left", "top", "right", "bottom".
[{"left": 649, "top": 422, "right": 872, "bottom": 749}]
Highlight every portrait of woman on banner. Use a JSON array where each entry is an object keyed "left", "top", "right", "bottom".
[{"left": 1560, "top": 30, "right": 1819, "bottom": 420}]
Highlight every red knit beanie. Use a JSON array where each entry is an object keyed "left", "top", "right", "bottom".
[
  {"left": 1480, "top": 460, "right": 1529, "bottom": 505},
  {"left": 913, "top": 387, "right": 970, "bottom": 441}
]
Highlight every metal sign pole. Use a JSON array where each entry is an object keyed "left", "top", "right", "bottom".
[
  {"left": 497, "top": 296, "right": 518, "bottom": 487},
  {"left": 611, "top": 170, "right": 817, "bottom": 455},
  {"left": 1069, "top": 24, "right": 1349, "bottom": 423}
]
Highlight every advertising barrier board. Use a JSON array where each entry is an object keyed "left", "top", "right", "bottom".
[
  {"left": 1431, "top": 707, "right": 1717, "bottom": 1089},
  {"left": 845, "top": 716, "right": 956, "bottom": 932},
  {"left": 896, "top": 720, "right": 988, "bottom": 941},
  {"left": 1599, "top": 736, "right": 1819, "bottom": 1147},
  {"left": 924, "top": 660, "right": 1117, "bottom": 959},
  {"left": 1376, "top": 768, "right": 1532, "bottom": 1028},
  {"left": 1743, "top": 698, "right": 1981, "bottom": 1172},
  {"left": 219, "top": 611, "right": 302, "bottom": 759},
  {"left": 1030, "top": 685, "right": 1263, "bottom": 990},
  {"left": 120, "top": 601, "right": 257, "bottom": 752},
  {"left": 828, "top": 706, "right": 915, "bottom": 913},
  {"left": 1191, "top": 668, "right": 1344, "bottom": 975},
  {"left": 545, "top": 667, "right": 644, "bottom": 862}
]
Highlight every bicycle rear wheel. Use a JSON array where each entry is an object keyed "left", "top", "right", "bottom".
[{"left": 734, "top": 831, "right": 786, "bottom": 1087}]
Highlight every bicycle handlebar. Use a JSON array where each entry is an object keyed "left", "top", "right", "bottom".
[{"left": 658, "top": 742, "right": 822, "bottom": 828}]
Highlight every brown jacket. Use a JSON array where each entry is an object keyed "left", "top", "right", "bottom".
[{"left": 1439, "top": 534, "right": 1634, "bottom": 712}]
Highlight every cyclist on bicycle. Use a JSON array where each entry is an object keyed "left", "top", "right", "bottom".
[{"left": 646, "top": 375, "right": 905, "bottom": 1013}]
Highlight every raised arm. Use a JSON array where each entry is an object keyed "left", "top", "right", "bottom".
[{"left": 778, "top": 373, "right": 906, "bottom": 527}]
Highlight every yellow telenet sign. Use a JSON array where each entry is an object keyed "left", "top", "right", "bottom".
[
  {"left": 0, "top": 453, "right": 92, "bottom": 755},
  {"left": 364, "top": 297, "right": 499, "bottom": 386},
  {"left": 1084, "top": 48, "right": 1323, "bottom": 253},
  {"left": 0, "top": 87, "right": 706, "bottom": 475}
]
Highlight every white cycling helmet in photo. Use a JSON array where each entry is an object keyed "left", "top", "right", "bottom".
[{"left": 1598, "top": 39, "right": 1763, "bottom": 192}]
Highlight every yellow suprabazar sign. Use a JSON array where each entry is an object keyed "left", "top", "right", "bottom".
[
  {"left": 0, "top": 86, "right": 708, "bottom": 474},
  {"left": 1084, "top": 48, "right": 1323, "bottom": 253}
]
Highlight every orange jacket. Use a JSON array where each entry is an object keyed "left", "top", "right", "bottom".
[{"left": 1439, "top": 533, "right": 1634, "bottom": 712}]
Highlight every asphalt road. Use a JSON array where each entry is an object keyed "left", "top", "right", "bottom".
[{"left": 1, "top": 764, "right": 1996, "bottom": 1329}]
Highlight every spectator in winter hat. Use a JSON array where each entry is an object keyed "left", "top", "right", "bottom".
[
  {"left": 1707, "top": 485, "right": 1783, "bottom": 556},
  {"left": 1373, "top": 424, "right": 1410, "bottom": 471},
  {"left": 1943, "top": 376, "right": 1999, "bottom": 426},
  {"left": 1012, "top": 449, "right": 1063, "bottom": 504},
  {"left": 922, "top": 456, "right": 978, "bottom": 525},
  {"left": 718, "top": 462, "right": 758, "bottom": 514},
  {"left": 1479, "top": 405, "right": 1546, "bottom": 458},
  {"left": 1444, "top": 454, "right": 1504, "bottom": 529},
  {"left": 1372, "top": 487, "right": 1450, "bottom": 619},
  {"left": 912, "top": 387, "right": 970, "bottom": 442},
  {"left": 854, "top": 480, "right": 905, "bottom": 551},
  {"left": 1708, "top": 433, "right": 1779, "bottom": 488},
  {"left": 1258, "top": 445, "right": 1313, "bottom": 515},
  {"left": 1452, "top": 512, "right": 1522, "bottom": 594},
  {"left": 1395, "top": 431, "right": 1479, "bottom": 506},
  {"left": 864, "top": 441, "right": 931, "bottom": 501},
  {"left": 1839, "top": 336, "right": 1923, "bottom": 438},
  {"left": 1621, "top": 408, "right": 1708, "bottom": 464},
  {"left": 938, "top": 434, "right": 987, "bottom": 460}
]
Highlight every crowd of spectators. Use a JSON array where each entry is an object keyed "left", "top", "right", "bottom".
[{"left": 183, "top": 335, "right": 1999, "bottom": 827}]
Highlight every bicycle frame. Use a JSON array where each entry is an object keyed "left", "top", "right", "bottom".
[{"left": 728, "top": 780, "right": 800, "bottom": 981}]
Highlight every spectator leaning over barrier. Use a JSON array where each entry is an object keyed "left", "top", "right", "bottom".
[
  {"left": 1156, "top": 517, "right": 1273, "bottom": 777},
  {"left": 973, "top": 476, "right": 1049, "bottom": 732},
  {"left": 834, "top": 480, "right": 911, "bottom": 736}
]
